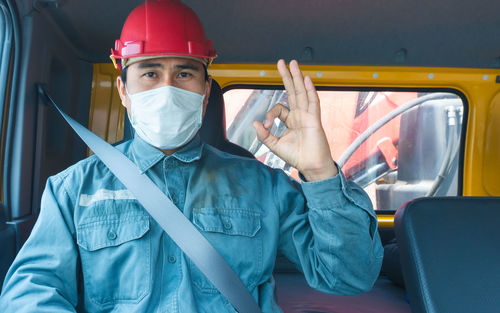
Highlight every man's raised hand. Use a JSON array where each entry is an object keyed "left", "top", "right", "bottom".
[{"left": 253, "top": 59, "right": 338, "bottom": 181}]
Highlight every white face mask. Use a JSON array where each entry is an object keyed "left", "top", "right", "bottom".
[{"left": 126, "top": 85, "right": 205, "bottom": 149}]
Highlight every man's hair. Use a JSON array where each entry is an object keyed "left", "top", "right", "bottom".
[{"left": 121, "top": 64, "right": 209, "bottom": 85}]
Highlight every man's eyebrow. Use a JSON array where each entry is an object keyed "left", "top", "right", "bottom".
[
  {"left": 137, "top": 62, "right": 163, "bottom": 69},
  {"left": 175, "top": 63, "right": 201, "bottom": 71}
]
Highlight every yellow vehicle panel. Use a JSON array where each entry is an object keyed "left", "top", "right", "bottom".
[{"left": 90, "top": 63, "right": 500, "bottom": 201}]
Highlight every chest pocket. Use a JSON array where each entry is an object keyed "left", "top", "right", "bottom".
[
  {"left": 190, "top": 208, "right": 262, "bottom": 293},
  {"left": 77, "top": 211, "right": 151, "bottom": 306}
]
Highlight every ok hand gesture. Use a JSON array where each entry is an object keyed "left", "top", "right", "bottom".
[{"left": 253, "top": 60, "right": 338, "bottom": 182}]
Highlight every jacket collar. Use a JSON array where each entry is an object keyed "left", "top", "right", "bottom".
[{"left": 128, "top": 134, "right": 204, "bottom": 173}]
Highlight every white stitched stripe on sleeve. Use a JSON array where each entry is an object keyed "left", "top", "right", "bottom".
[{"left": 79, "top": 189, "right": 136, "bottom": 206}]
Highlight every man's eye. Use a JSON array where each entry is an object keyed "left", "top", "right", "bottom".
[
  {"left": 178, "top": 72, "right": 192, "bottom": 78},
  {"left": 143, "top": 72, "right": 157, "bottom": 78}
]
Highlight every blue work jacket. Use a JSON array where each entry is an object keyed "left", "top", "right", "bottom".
[{"left": 0, "top": 135, "right": 383, "bottom": 312}]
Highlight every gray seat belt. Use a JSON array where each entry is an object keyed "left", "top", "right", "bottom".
[{"left": 38, "top": 85, "right": 261, "bottom": 313}]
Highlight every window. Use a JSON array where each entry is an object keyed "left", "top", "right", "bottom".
[{"left": 224, "top": 88, "right": 464, "bottom": 211}]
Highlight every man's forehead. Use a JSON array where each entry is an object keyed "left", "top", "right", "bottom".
[{"left": 130, "top": 57, "right": 205, "bottom": 71}]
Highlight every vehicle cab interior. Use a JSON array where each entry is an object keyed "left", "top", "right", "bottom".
[{"left": 0, "top": 0, "right": 499, "bottom": 312}]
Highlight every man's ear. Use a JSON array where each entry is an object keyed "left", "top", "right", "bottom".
[
  {"left": 116, "top": 76, "right": 128, "bottom": 108},
  {"left": 202, "top": 76, "right": 212, "bottom": 117}
]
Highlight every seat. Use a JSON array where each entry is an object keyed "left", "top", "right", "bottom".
[
  {"left": 199, "top": 80, "right": 254, "bottom": 158},
  {"left": 122, "top": 79, "right": 254, "bottom": 159},
  {"left": 394, "top": 197, "right": 500, "bottom": 313}
]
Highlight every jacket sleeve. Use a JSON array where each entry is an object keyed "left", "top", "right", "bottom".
[
  {"left": 0, "top": 176, "right": 79, "bottom": 312},
  {"left": 276, "top": 166, "right": 384, "bottom": 295}
]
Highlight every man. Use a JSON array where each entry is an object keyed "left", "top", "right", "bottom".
[{"left": 0, "top": 0, "right": 383, "bottom": 312}]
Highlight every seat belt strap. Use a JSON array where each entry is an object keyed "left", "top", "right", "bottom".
[{"left": 38, "top": 85, "right": 261, "bottom": 313}]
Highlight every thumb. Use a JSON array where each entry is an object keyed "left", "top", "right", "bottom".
[{"left": 253, "top": 120, "right": 279, "bottom": 150}]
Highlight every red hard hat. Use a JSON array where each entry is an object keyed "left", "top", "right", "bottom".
[{"left": 110, "top": 0, "right": 216, "bottom": 71}]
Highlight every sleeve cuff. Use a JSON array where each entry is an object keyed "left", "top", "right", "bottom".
[
  {"left": 300, "top": 163, "right": 350, "bottom": 210},
  {"left": 301, "top": 163, "right": 377, "bottom": 221}
]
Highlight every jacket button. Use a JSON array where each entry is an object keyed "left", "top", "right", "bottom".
[
  {"left": 223, "top": 219, "right": 232, "bottom": 230},
  {"left": 168, "top": 255, "right": 176, "bottom": 263},
  {"left": 107, "top": 230, "right": 117, "bottom": 240}
]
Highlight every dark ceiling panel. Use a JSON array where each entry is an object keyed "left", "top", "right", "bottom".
[{"left": 33, "top": 0, "right": 500, "bottom": 68}]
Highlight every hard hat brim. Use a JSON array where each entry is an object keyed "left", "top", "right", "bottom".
[{"left": 122, "top": 55, "right": 209, "bottom": 69}]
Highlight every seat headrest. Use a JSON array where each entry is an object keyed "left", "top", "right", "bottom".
[
  {"left": 395, "top": 197, "right": 500, "bottom": 313},
  {"left": 199, "top": 80, "right": 226, "bottom": 148},
  {"left": 200, "top": 80, "right": 255, "bottom": 159}
]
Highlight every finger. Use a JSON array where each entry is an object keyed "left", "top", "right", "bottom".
[
  {"left": 263, "top": 103, "right": 290, "bottom": 128},
  {"left": 277, "top": 59, "right": 297, "bottom": 109},
  {"left": 253, "top": 120, "right": 279, "bottom": 151},
  {"left": 289, "top": 60, "right": 309, "bottom": 111},
  {"left": 304, "top": 75, "right": 321, "bottom": 118}
]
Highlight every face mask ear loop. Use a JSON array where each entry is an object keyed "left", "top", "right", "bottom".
[
  {"left": 124, "top": 83, "right": 131, "bottom": 97},
  {"left": 123, "top": 83, "right": 135, "bottom": 124},
  {"left": 203, "top": 79, "right": 210, "bottom": 100}
]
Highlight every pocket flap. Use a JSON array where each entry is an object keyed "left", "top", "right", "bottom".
[
  {"left": 193, "top": 208, "right": 261, "bottom": 237},
  {"left": 77, "top": 216, "right": 150, "bottom": 251}
]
